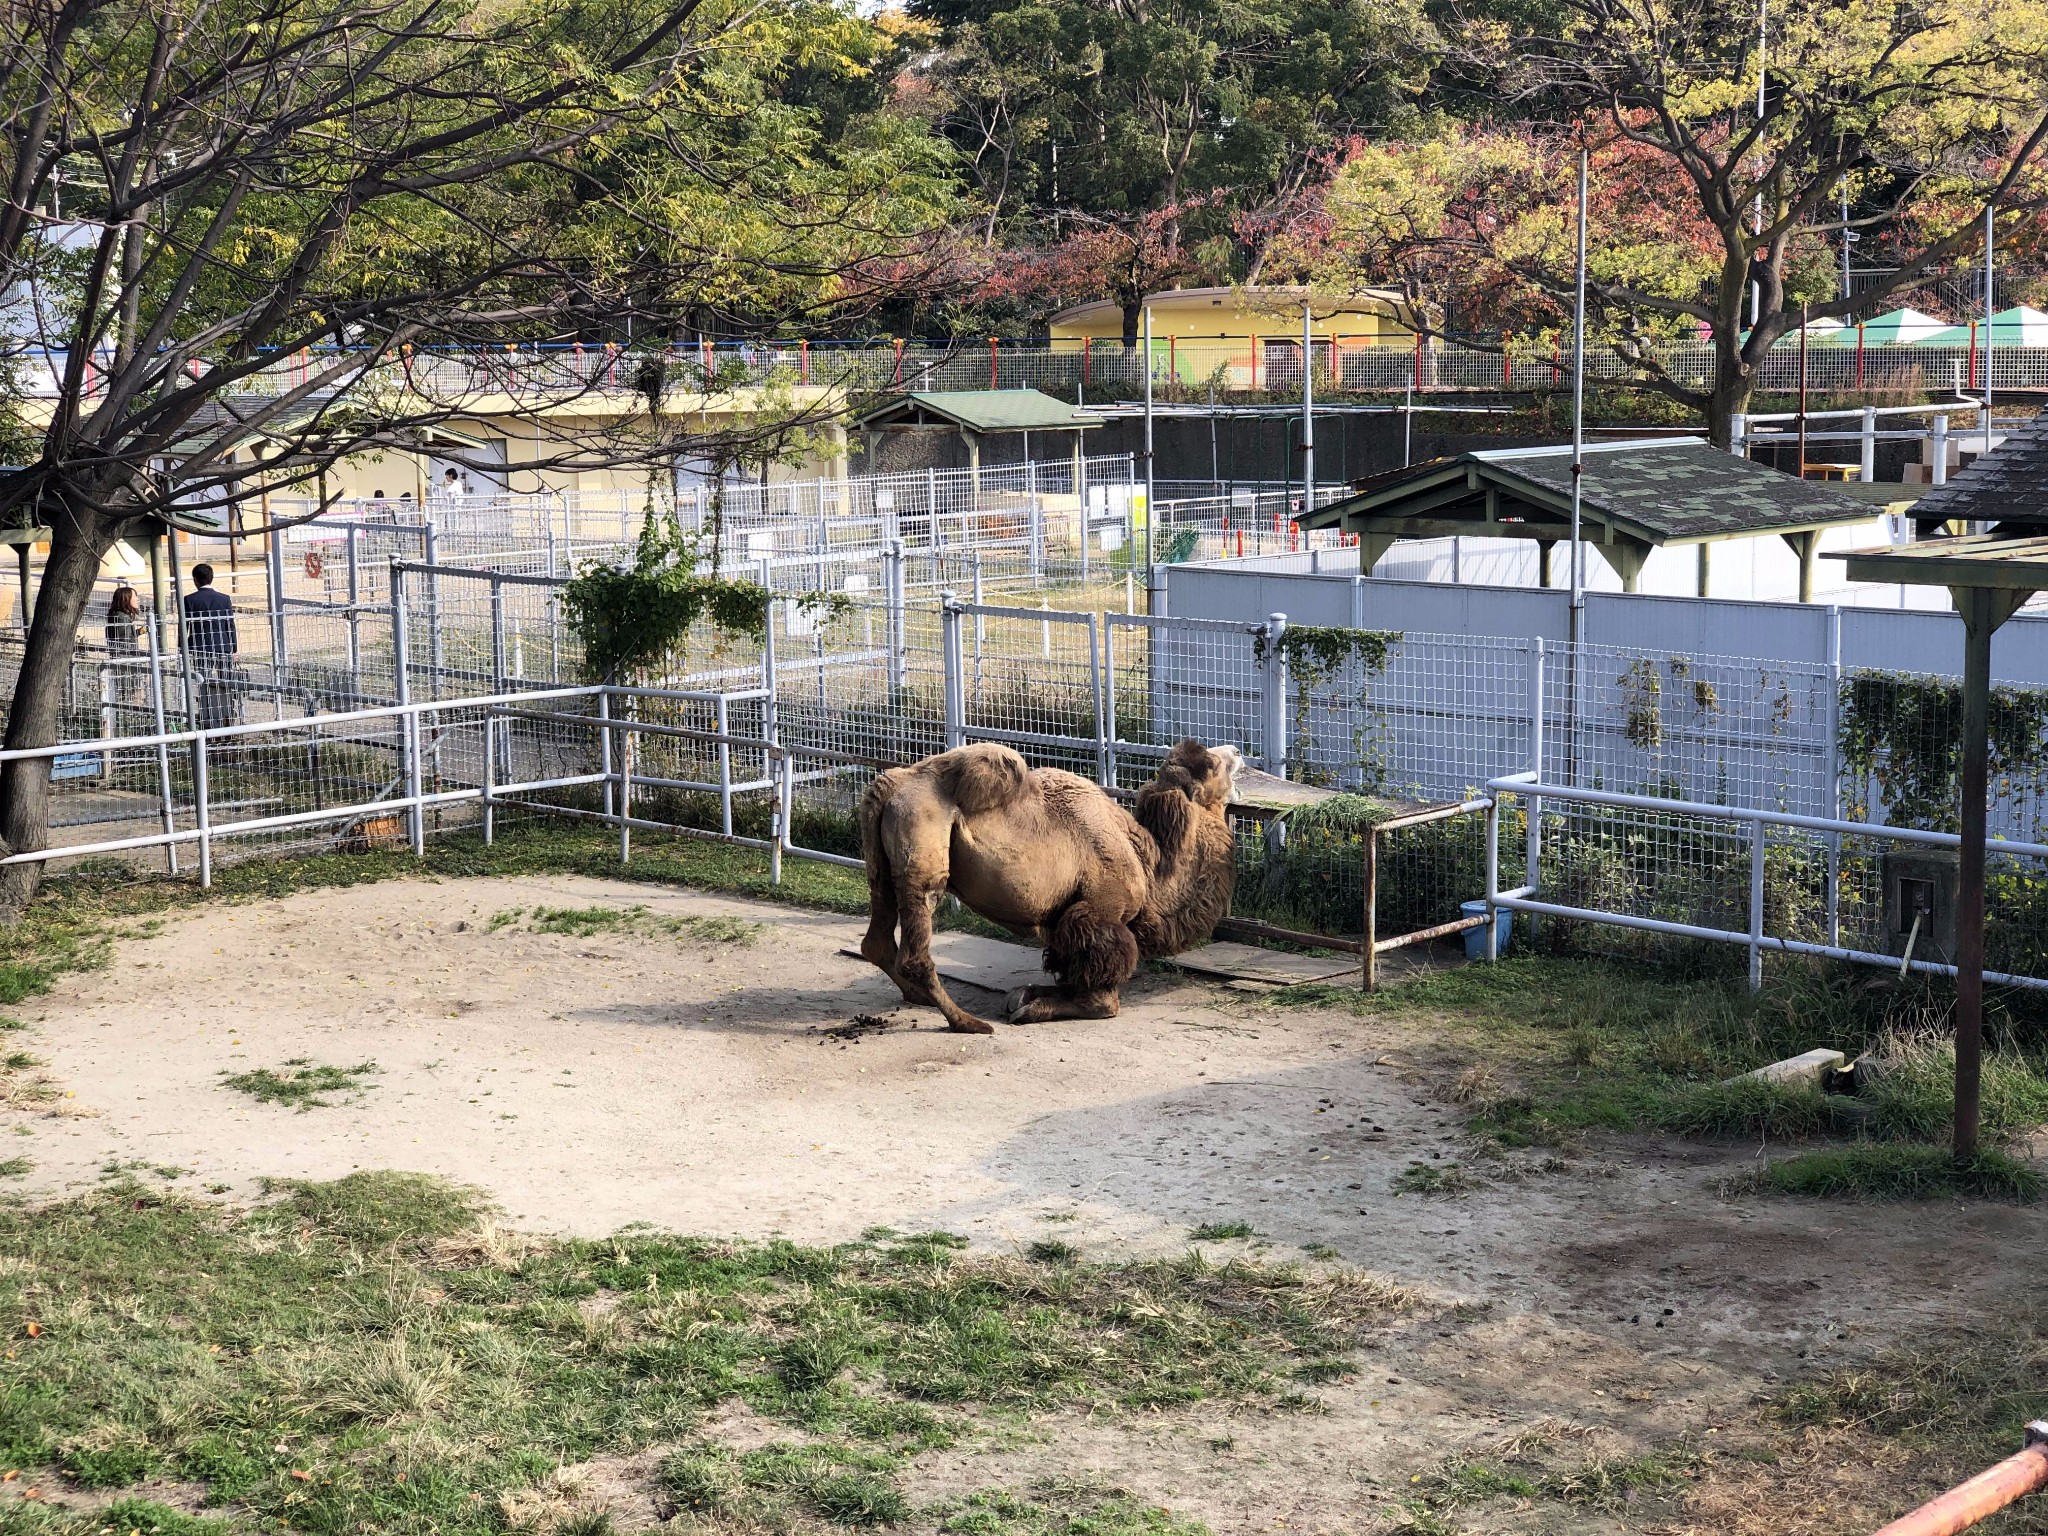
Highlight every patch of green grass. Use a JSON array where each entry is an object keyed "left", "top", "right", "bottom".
[
  {"left": 0, "top": 1155, "right": 31, "bottom": 1177},
  {"left": 0, "top": 1175, "right": 1421, "bottom": 1532},
  {"left": 1186, "top": 1221, "right": 1256, "bottom": 1241},
  {"left": 1026, "top": 1239, "right": 1079, "bottom": 1264},
  {"left": 1752, "top": 1143, "right": 2043, "bottom": 1202},
  {"left": 220, "top": 1058, "right": 380, "bottom": 1111},
  {"left": 1391, "top": 1162, "right": 1477, "bottom": 1197},
  {"left": 1278, "top": 957, "right": 2048, "bottom": 1188},
  {"left": 936, "top": 1481, "right": 1211, "bottom": 1534},
  {"left": 491, "top": 901, "right": 767, "bottom": 947}
]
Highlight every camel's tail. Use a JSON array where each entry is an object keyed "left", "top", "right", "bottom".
[
  {"left": 933, "top": 741, "right": 1030, "bottom": 815},
  {"left": 860, "top": 765, "right": 910, "bottom": 909}
]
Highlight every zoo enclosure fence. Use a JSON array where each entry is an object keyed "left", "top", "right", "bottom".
[{"left": 16, "top": 565, "right": 2048, "bottom": 989}]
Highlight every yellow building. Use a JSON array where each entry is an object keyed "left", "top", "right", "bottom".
[{"left": 1047, "top": 285, "right": 1422, "bottom": 387}]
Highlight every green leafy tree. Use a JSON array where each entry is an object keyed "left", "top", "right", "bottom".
[
  {"left": 0, "top": 0, "right": 954, "bottom": 916},
  {"left": 1298, "top": 0, "right": 2048, "bottom": 443}
]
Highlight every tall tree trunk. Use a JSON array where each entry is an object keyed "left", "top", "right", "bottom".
[{"left": 0, "top": 499, "right": 119, "bottom": 919}]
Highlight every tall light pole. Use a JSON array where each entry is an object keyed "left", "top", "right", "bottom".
[
  {"left": 1301, "top": 298, "right": 1315, "bottom": 511},
  {"left": 1751, "top": 0, "right": 1767, "bottom": 327},
  {"left": 1570, "top": 148, "right": 1589, "bottom": 647},
  {"left": 1141, "top": 303, "right": 1155, "bottom": 568},
  {"left": 1984, "top": 204, "right": 1996, "bottom": 460}
]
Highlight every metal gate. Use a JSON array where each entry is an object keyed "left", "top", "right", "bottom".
[{"left": 941, "top": 599, "right": 1106, "bottom": 782}]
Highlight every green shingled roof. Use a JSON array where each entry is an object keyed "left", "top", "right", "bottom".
[
  {"left": 1301, "top": 438, "right": 1885, "bottom": 544},
  {"left": 855, "top": 389, "right": 1101, "bottom": 433}
]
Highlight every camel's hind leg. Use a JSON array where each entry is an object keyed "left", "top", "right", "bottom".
[
  {"left": 893, "top": 876, "right": 1002, "bottom": 1034},
  {"left": 1004, "top": 900, "right": 1138, "bottom": 1025},
  {"left": 858, "top": 769, "right": 933, "bottom": 1006}
]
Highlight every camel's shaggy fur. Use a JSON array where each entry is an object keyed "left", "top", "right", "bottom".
[{"left": 858, "top": 739, "right": 1241, "bottom": 1032}]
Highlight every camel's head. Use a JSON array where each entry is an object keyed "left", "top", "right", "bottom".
[{"left": 1152, "top": 739, "right": 1244, "bottom": 817}]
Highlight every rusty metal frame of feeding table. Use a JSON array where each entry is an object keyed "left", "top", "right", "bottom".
[{"left": 1214, "top": 785, "right": 1494, "bottom": 990}]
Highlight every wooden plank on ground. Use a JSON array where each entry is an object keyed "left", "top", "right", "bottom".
[
  {"left": 839, "top": 933, "right": 1053, "bottom": 994},
  {"left": 1160, "top": 941, "right": 1358, "bottom": 985}
]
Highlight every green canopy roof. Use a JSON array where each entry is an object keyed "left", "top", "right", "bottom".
[
  {"left": 853, "top": 389, "right": 1101, "bottom": 434},
  {"left": 1916, "top": 305, "right": 2048, "bottom": 348},
  {"left": 1853, "top": 307, "right": 1950, "bottom": 345}
]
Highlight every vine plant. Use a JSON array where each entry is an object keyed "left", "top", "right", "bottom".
[
  {"left": 1839, "top": 671, "right": 2048, "bottom": 832},
  {"left": 559, "top": 509, "right": 780, "bottom": 684},
  {"left": 1253, "top": 624, "right": 1403, "bottom": 788}
]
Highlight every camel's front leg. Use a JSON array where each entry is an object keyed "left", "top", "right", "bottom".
[
  {"left": 894, "top": 879, "right": 1002, "bottom": 1034},
  {"left": 1002, "top": 982, "right": 1122, "bottom": 1024}
]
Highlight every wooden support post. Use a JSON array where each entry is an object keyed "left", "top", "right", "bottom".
[{"left": 1696, "top": 542, "right": 1712, "bottom": 598}]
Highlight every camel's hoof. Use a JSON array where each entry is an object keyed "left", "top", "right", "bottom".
[
  {"left": 947, "top": 1017, "right": 995, "bottom": 1035},
  {"left": 1002, "top": 986, "right": 1031, "bottom": 1022}
]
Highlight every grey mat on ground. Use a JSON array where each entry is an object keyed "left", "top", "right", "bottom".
[
  {"left": 1162, "top": 942, "right": 1360, "bottom": 985},
  {"left": 839, "top": 933, "right": 1053, "bottom": 994}
]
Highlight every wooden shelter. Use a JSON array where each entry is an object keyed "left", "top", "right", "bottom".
[
  {"left": 852, "top": 389, "right": 1100, "bottom": 478},
  {"left": 1297, "top": 438, "right": 1890, "bottom": 601},
  {"left": 1828, "top": 412, "right": 2048, "bottom": 1159}
]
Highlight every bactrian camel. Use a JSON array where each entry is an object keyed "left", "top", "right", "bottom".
[{"left": 858, "top": 739, "right": 1241, "bottom": 1032}]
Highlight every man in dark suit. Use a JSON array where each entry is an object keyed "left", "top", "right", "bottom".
[{"left": 182, "top": 563, "right": 239, "bottom": 728}]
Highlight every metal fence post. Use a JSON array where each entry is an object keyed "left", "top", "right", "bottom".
[
  {"left": 266, "top": 515, "right": 288, "bottom": 715},
  {"left": 619, "top": 708, "right": 633, "bottom": 864},
  {"left": 1748, "top": 816, "right": 1766, "bottom": 992},
  {"left": 885, "top": 538, "right": 906, "bottom": 696},
  {"left": 423, "top": 523, "right": 444, "bottom": 701},
  {"left": 1483, "top": 796, "right": 1501, "bottom": 962},
  {"left": 193, "top": 733, "right": 212, "bottom": 888},
  {"left": 391, "top": 568, "right": 424, "bottom": 856},
  {"left": 940, "top": 593, "right": 964, "bottom": 750},
  {"left": 1527, "top": 637, "right": 1545, "bottom": 909},
  {"left": 1088, "top": 615, "right": 1108, "bottom": 786},
  {"left": 597, "top": 687, "right": 615, "bottom": 822},
  {"left": 1261, "top": 612, "right": 1289, "bottom": 775},
  {"left": 145, "top": 614, "right": 179, "bottom": 875},
  {"left": 345, "top": 525, "right": 362, "bottom": 703},
  {"left": 1825, "top": 607, "right": 1843, "bottom": 947},
  {"left": 715, "top": 692, "right": 733, "bottom": 836},
  {"left": 481, "top": 714, "right": 496, "bottom": 846},
  {"left": 1860, "top": 406, "right": 1878, "bottom": 482},
  {"left": 1932, "top": 414, "right": 1950, "bottom": 486}
]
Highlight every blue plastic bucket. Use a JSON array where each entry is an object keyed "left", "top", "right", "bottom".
[{"left": 1461, "top": 900, "right": 1512, "bottom": 960}]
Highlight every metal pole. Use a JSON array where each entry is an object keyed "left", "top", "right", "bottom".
[
  {"left": 266, "top": 515, "right": 288, "bottom": 712},
  {"left": 1362, "top": 823, "right": 1378, "bottom": 992},
  {"left": 1527, "top": 637, "right": 1545, "bottom": 913},
  {"left": 1798, "top": 302, "right": 1810, "bottom": 477},
  {"left": 1142, "top": 306, "right": 1155, "bottom": 571},
  {"left": 1955, "top": 589, "right": 1994, "bottom": 1158},
  {"left": 391, "top": 570, "right": 424, "bottom": 856},
  {"left": 346, "top": 525, "right": 362, "bottom": 703},
  {"left": 1569, "top": 148, "right": 1588, "bottom": 648},
  {"left": 1748, "top": 815, "right": 1766, "bottom": 991},
  {"left": 1860, "top": 405, "right": 1877, "bottom": 482},
  {"left": 145, "top": 614, "right": 179, "bottom": 875},
  {"left": 1933, "top": 414, "right": 1951, "bottom": 486},
  {"left": 940, "top": 594, "right": 963, "bottom": 750},
  {"left": 1301, "top": 299, "right": 1315, "bottom": 512},
  {"left": 619, "top": 711, "right": 633, "bottom": 864},
  {"left": 1262, "top": 612, "right": 1289, "bottom": 775},
  {"left": 481, "top": 715, "right": 496, "bottom": 846},
  {"left": 597, "top": 687, "right": 615, "bottom": 821},
  {"left": 1984, "top": 203, "right": 1996, "bottom": 461},
  {"left": 193, "top": 734, "right": 212, "bottom": 888}
]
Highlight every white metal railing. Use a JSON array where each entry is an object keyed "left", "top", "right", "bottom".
[
  {"left": 0, "top": 682, "right": 862, "bottom": 887},
  {"left": 1485, "top": 771, "right": 2048, "bottom": 992},
  {"left": 18, "top": 338, "right": 2048, "bottom": 402}
]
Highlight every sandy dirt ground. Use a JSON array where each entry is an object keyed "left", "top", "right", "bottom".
[{"left": 9, "top": 871, "right": 2044, "bottom": 1533}]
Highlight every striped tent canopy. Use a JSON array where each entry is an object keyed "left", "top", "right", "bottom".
[
  {"left": 1852, "top": 307, "right": 1951, "bottom": 345},
  {"left": 1916, "top": 305, "right": 2048, "bottom": 348}
]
